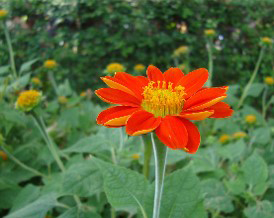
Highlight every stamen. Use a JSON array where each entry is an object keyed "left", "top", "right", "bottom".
[{"left": 141, "top": 81, "right": 186, "bottom": 117}]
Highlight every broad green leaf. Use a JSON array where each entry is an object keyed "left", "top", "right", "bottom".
[
  {"left": 269, "top": 165, "right": 274, "bottom": 188},
  {"left": 6, "top": 73, "right": 30, "bottom": 93},
  {"left": 224, "top": 177, "right": 245, "bottom": 195},
  {"left": 19, "top": 58, "right": 39, "bottom": 74},
  {"left": 0, "top": 187, "right": 21, "bottom": 209},
  {"left": 251, "top": 127, "right": 271, "bottom": 144},
  {"left": 218, "top": 139, "right": 246, "bottom": 161},
  {"left": 0, "top": 65, "right": 10, "bottom": 75},
  {"left": 202, "top": 179, "right": 234, "bottom": 213},
  {"left": 242, "top": 152, "right": 268, "bottom": 187},
  {"left": 253, "top": 181, "right": 268, "bottom": 196},
  {"left": 93, "top": 158, "right": 148, "bottom": 215},
  {"left": 63, "top": 160, "right": 103, "bottom": 197},
  {"left": 160, "top": 166, "right": 206, "bottom": 218},
  {"left": 58, "top": 79, "right": 73, "bottom": 96},
  {"left": 57, "top": 207, "right": 101, "bottom": 218},
  {"left": 5, "top": 193, "right": 58, "bottom": 218},
  {"left": 246, "top": 83, "right": 264, "bottom": 97},
  {"left": 244, "top": 201, "right": 273, "bottom": 218}
]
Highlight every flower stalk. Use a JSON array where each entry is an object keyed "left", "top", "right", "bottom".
[
  {"left": 237, "top": 46, "right": 266, "bottom": 109},
  {"left": 142, "top": 136, "right": 152, "bottom": 179},
  {"left": 48, "top": 71, "right": 59, "bottom": 96},
  {"left": 205, "top": 38, "right": 213, "bottom": 87},
  {"left": 1, "top": 21, "right": 17, "bottom": 79},
  {"left": 151, "top": 133, "right": 168, "bottom": 218}
]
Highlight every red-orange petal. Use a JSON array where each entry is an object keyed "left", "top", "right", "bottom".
[
  {"left": 126, "top": 110, "right": 161, "bottom": 136},
  {"left": 179, "top": 118, "right": 201, "bottom": 154},
  {"left": 155, "top": 116, "right": 188, "bottom": 149},
  {"left": 95, "top": 88, "right": 141, "bottom": 107},
  {"left": 163, "top": 67, "right": 184, "bottom": 86},
  {"left": 207, "top": 102, "right": 234, "bottom": 118},
  {"left": 179, "top": 110, "right": 214, "bottom": 120},
  {"left": 97, "top": 106, "right": 140, "bottom": 127},
  {"left": 146, "top": 65, "right": 164, "bottom": 82},
  {"left": 177, "top": 68, "right": 209, "bottom": 99},
  {"left": 184, "top": 87, "right": 227, "bottom": 111}
]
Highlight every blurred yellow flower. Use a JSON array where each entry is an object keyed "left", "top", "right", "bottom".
[
  {"left": 16, "top": 90, "right": 42, "bottom": 112},
  {"left": 0, "top": 9, "right": 8, "bottom": 19},
  {"left": 131, "top": 154, "right": 140, "bottom": 160},
  {"left": 134, "top": 64, "right": 145, "bottom": 72},
  {"left": 58, "top": 96, "right": 68, "bottom": 104},
  {"left": 204, "top": 29, "right": 216, "bottom": 36},
  {"left": 31, "top": 77, "right": 42, "bottom": 86},
  {"left": 0, "top": 151, "right": 8, "bottom": 161},
  {"left": 219, "top": 134, "right": 230, "bottom": 144},
  {"left": 80, "top": 91, "right": 86, "bottom": 97},
  {"left": 261, "top": 37, "right": 272, "bottom": 45},
  {"left": 44, "top": 60, "right": 57, "bottom": 69},
  {"left": 264, "top": 77, "right": 274, "bottom": 85},
  {"left": 173, "top": 46, "right": 189, "bottom": 57},
  {"left": 233, "top": 132, "right": 247, "bottom": 139},
  {"left": 106, "top": 63, "right": 124, "bottom": 73},
  {"left": 245, "top": 114, "right": 256, "bottom": 124}
]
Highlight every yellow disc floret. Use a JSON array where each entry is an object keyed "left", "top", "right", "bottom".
[
  {"left": 131, "top": 154, "right": 140, "bottom": 160},
  {"left": 106, "top": 63, "right": 124, "bottom": 74},
  {"left": 0, "top": 9, "right": 8, "bottom": 19},
  {"left": 173, "top": 46, "right": 189, "bottom": 57},
  {"left": 233, "top": 132, "right": 247, "bottom": 139},
  {"left": 142, "top": 81, "right": 186, "bottom": 117},
  {"left": 16, "top": 90, "right": 42, "bottom": 112},
  {"left": 44, "top": 60, "right": 57, "bottom": 69},
  {"left": 134, "top": 64, "right": 145, "bottom": 72},
  {"left": 261, "top": 37, "right": 272, "bottom": 45},
  {"left": 31, "top": 77, "right": 42, "bottom": 85},
  {"left": 204, "top": 29, "right": 216, "bottom": 36},
  {"left": 245, "top": 114, "right": 256, "bottom": 124},
  {"left": 264, "top": 77, "right": 274, "bottom": 85},
  {"left": 219, "top": 134, "right": 230, "bottom": 144}
]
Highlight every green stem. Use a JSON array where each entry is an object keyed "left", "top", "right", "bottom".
[
  {"left": 2, "top": 21, "right": 17, "bottom": 79},
  {"left": 111, "top": 207, "right": 116, "bottom": 218},
  {"left": 142, "top": 136, "right": 152, "bottom": 179},
  {"left": 151, "top": 133, "right": 168, "bottom": 218},
  {"left": 0, "top": 145, "right": 46, "bottom": 177},
  {"left": 262, "top": 86, "right": 268, "bottom": 119},
  {"left": 205, "top": 38, "right": 213, "bottom": 87},
  {"left": 119, "top": 127, "right": 124, "bottom": 151},
  {"left": 237, "top": 46, "right": 266, "bottom": 109},
  {"left": 48, "top": 71, "right": 59, "bottom": 96}
]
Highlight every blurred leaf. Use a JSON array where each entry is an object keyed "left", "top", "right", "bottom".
[
  {"left": 0, "top": 65, "right": 10, "bottom": 76},
  {"left": 57, "top": 207, "right": 101, "bottom": 218},
  {"left": 251, "top": 127, "right": 271, "bottom": 144},
  {"left": 6, "top": 73, "right": 30, "bottom": 93},
  {"left": 218, "top": 139, "right": 246, "bottom": 161},
  {"left": 246, "top": 83, "right": 264, "bottom": 97},
  {"left": 225, "top": 177, "right": 245, "bottom": 195},
  {"left": 244, "top": 201, "right": 273, "bottom": 218},
  {"left": 19, "top": 58, "right": 39, "bottom": 75}
]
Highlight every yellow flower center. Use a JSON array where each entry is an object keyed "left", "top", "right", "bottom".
[
  {"left": 16, "top": 90, "right": 41, "bottom": 112},
  {"left": 0, "top": 9, "right": 8, "bottom": 18},
  {"left": 141, "top": 81, "right": 186, "bottom": 117}
]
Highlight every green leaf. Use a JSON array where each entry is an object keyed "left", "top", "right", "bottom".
[
  {"left": 246, "top": 83, "right": 264, "bottom": 97},
  {"left": 93, "top": 157, "right": 148, "bottom": 215},
  {"left": 224, "top": 177, "right": 245, "bottom": 195},
  {"left": 63, "top": 160, "right": 103, "bottom": 197},
  {"left": 159, "top": 166, "right": 206, "bottom": 218},
  {"left": 5, "top": 193, "right": 58, "bottom": 218},
  {"left": 251, "top": 127, "right": 271, "bottom": 144},
  {"left": 244, "top": 201, "right": 273, "bottom": 218},
  {"left": 57, "top": 207, "right": 101, "bottom": 218},
  {"left": 217, "top": 139, "right": 246, "bottom": 161},
  {"left": 269, "top": 165, "right": 274, "bottom": 188},
  {"left": 202, "top": 179, "right": 234, "bottom": 213},
  {"left": 242, "top": 152, "right": 268, "bottom": 187},
  {"left": 6, "top": 73, "right": 30, "bottom": 93},
  {"left": 19, "top": 58, "right": 39, "bottom": 74},
  {"left": 0, "top": 65, "right": 10, "bottom": 76}
]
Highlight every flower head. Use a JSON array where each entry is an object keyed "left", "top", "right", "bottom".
[
  {"left": 31, "top": 77, "right": 42, "bottom": 86},
  {"left": 261, "top": 37, "right": 272, "bottom": 45},
  {"left": 96, "top": 65, "right": 233, "bottom": 153},
  {"left": 58, "top": 96, "right": 68, "bottom": 104},
  {"left": 0, "top": 151, "right": 8, "bottom": 161},
  {"left": 80, "top": 91, "right": 86, "bottom": 97},
  {"left": 173, "top": 46, "right": 189, "bottom": 57},
  {"left": 0, "top": 9, "right": 8, "bottom": 19},
  {"left": 131, "top": 154, "right": 140, "bottom": 160},
  {"left": 264, "top": 77, "right": 274, "bottom": 85},
  {"left": 44, "top": 60, "right": 57, "bottom": 69},
  {"left": 219, "top": 134, "right": 230, "bottom": 144},
  {"left": 16, "top": 90, "right": 42, "bottom": 112},
  {"left": 245, "top": 114, "right": 256, "bottom": 124},
  {"left": 134, "top": 64, "right": 145, "bottom": 72},
  {"left": 204, "top": 29, "right": 216, "bottom": 36},
  {"left": 106, "top": 63, "right": 124, "bottom": 74},
  {"left": 233, "top": 131, "right": 247, "bottom": 139}
]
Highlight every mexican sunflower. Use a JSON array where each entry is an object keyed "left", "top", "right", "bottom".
[{"left": 96, "top": 66, "right": 233, "bottom": 153}]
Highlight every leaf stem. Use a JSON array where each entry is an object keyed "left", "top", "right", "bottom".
[
  {"left": 151, "top": 133, "right": 168, "bottom": 218},
  {"left": 0, "top": 145, "right": 46, "bottom": 177},
  {"left": 237, "top": 46, "right": 266, "bottom": 109},
  {"left": 2, "top": 21, "right": 17, "bottom": 79}
]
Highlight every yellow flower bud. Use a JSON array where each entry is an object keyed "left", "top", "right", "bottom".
[
  {"left": 173, "top": 46, "right": 189, "bottom": 57},
  {"left": 31, "top": 77, "right": 42, "bottom": 86},
  {"left": 16, "top": 90, "right": 42, "bottom": 112},
  {"left": 106, "top": 63, "right": 124, "bottom": 74},
  {"left": 58, "top": 96, "right": 68, "bottom": 104},
  {"left": 245, "top": 114, "right": 256, "bottom": 124},
  {"left": 0, "top": 9, "right": 8, "bottom": 19},
  {"left": 204, "top": 29, "right": 216, "bottom": 36},
  {"left": 80, "top": 91, "right": 86, "bottom": 97},
  {"left": 44, "top": 60, "right": 57, "bottom": 69},
  {"left": 264, "top": 77, "right": 274, "bottom": 85},
  {"left": 261, "top": 37, "right": 272, "bottom": 45},
  {"left": 0, "top": 151, "right": 8, "bottom": 161},
  {"left": 131, "top": 154, "right": 140, "bottom": 160},
  {"left": 233, "top": 132, "right": 247, "bottom": 139},
  {"left": 134, "top": 64, "right": 145, "bottom": 72},
  {"left": 219, "top": 134, "right": 230, "bottom": 144}
]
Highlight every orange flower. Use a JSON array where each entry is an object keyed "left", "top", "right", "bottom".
[{"left": 96, "top": 66, "right": 233, "bottom": 153}]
